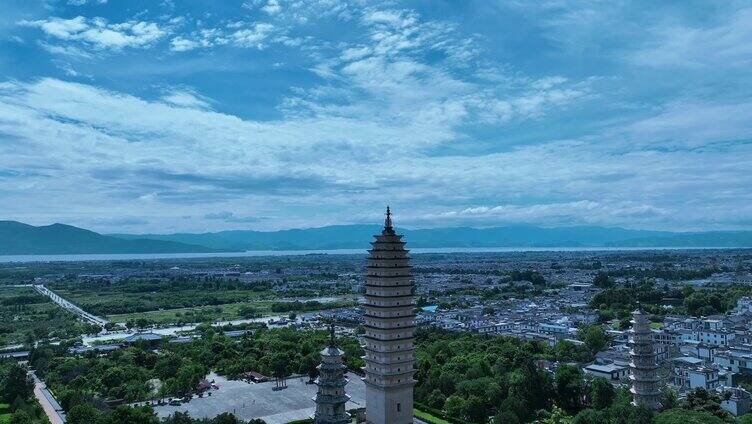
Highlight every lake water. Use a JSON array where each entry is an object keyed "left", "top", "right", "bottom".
[{"left": 0, "top": 246, "right": 735, "bottom": 264}]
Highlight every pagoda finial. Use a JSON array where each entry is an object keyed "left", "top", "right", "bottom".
[
  {"left": 383, "top": 206, "right": 394, "bottom": 234},
  {"left": 329, "top": 322, "right": 336, "bottom": 347}
]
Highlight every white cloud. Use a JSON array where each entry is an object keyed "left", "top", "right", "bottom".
[
  {"left": 204, "top": 211, "right": 261, "bottom": 223},
  {"left": 169, "top": 22, "right": 277, "bottom": 52},
  {"left": 68, "top": 0, "right": 108, "bottom": 5},
  {"left": 160, "top": 89, "right": 212, "bottom": 109},
  {"left": 431, "top": 201, "right": 670, "bottom": 227},
  {"left": 231, "top": 22, "right": 275, "bottom": 48},
  {"left": 628, "top": 7, "right": 752, "bottom": 68},
  {"left": 38, "top": 41, "right": 94, "bottom": 58},
  {"left": 1, "top": 78, "right": 751, "bottom": 232},
  {"left": 19, "top": 16, "right": 166, "bottom": 50},
  {"left": 261, "top": 0, "right": 282, "bottom": 15},
  {"left": 4, "top": 2, "right": 752, "bottom": 232},
  {"left": 617, "top": 100, "right": 752, "bottom": 148},
  {"left": 279, "top": 7, "right": 590, "bottom": 135},
  {"left": 359, "top": 8, "right": 475, "bottom": 63},
  {"left": 169, "top": 36, "right": 200, "bottom": 52}
]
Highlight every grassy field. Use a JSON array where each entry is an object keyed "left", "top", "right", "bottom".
[
  {"left": 106, "top": 300, "right": 278, "bottom": 324},
  {"left": 54, "top": 286, "right": 277, "bottom": 316},
  {"left": 106, "top": 298, "right": 357, "bottom": 325},
  {"left": 0, "top": 402, "right": 9, "bottom": 424},
  {"left": 415, "top": 408, "right": 453, "bottom": 424},
  {"left": 0, "top": 286, "right": 92, "bottom": 346},
  {"left": 47, "top": 277, "right": 359, "bottom": 327}
]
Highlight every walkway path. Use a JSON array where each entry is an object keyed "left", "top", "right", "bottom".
[
  {"left": 31, "top": 373, "right": 66, "bottom": 424},
  {"left": 34, "top": 285, "right": 107, "bottom": 326}
]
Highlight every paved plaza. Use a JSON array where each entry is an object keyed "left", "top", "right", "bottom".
[{"left": 153, "top": 372, "right": 366, "bottom": 424}]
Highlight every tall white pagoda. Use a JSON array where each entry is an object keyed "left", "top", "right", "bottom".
[
  {"left": 629, "top": 309, "right": 661, "bottom": 410},
  {"left": 362, "top": 207, "right": 416, "bottom": 424},
  {"left": 313, "top": 324, "right": 351, "bottom": 424}
]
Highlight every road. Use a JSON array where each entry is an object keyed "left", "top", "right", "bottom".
[
  {"left": 31, "top": 373, "right": 66, "bottom": 424},
  {"left": 81, "top": 310, "right": 326, "bottom": 345},
  {"left": 34, "top": 285, "right": 108, "bottom": 326}
]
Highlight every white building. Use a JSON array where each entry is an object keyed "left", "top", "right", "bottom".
[
  {"left": 694, "top": 329, "right": 734, "bottom": 347},
  {"left": 672, "top": 357, "right": 721, "bottom": 391},
  {"left": 734, "top": 297, "right": 752, "bottom": 314},
  {"left": 583, "top": 364, "right": 629, "bottom": 381},
  {"left": 721, "top": 388, "right": 752, "bottom": 417}
]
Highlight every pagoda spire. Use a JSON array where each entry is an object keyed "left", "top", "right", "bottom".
[
  {"left": 329, "top": 322, "right": 336, "bottom": 347},
  {"left": 383, "top": 206, "right": 395, "bottom": 235}
]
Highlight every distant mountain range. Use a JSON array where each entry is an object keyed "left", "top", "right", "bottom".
[
  {"left": 0, "top": 221, "right": 217, "bottom": 255},
  {"left": 114, "top": 224, "right": 752, "bottom": 251},
  {"left": 2, "top": 220, "right": 752, "bottom": 255}
]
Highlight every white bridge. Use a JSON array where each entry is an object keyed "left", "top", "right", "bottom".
[{"left": 34, "top": 285, "right": 108, "bottom": 327}]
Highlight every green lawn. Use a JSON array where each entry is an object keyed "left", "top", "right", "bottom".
[
  {"left": 415, "top": 408, "right": 452, "bottom": 424},
  {"left": 106, "top": 300, "right": 279, "bottom": 324},
  {"left": 107, "top": 298, "right": 357, "bottom": 325},
  {"left": 0, "top": 402, "right": 10, "bottom": 424},
  {"left": 55, "top": 287, "right": 277, "bottom": 316}
]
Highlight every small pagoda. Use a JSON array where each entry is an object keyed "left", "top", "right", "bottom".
[
  {"left": 313, "top": 324, "right": 351, "bottom": 424},
  {"left": 629, "top": 309, "right": 661, "bottom": 410}
]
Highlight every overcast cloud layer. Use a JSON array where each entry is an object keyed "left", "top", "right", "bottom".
[{"left": 1, "top": 0, "right": 751, "bottom": 233}]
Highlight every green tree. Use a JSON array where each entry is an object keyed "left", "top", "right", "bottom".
[
  {"left": 463, "top": 395, "right": 487, "bottom": 423},
  {"left": 589, "top": 378, "right": 615, "bottom": 410},
  {"left": 106, "top": 405, "right": 159, "bottom": 424},
  {"left": 554, "top": 340, "right": 585, "bottom": 362},
  {"left": 654, "top": 409, "right": 725, "bottom": 424},
  {"left": 67, "top": 404, "right": 105, "bottom": 424},
  {"left": 554, "top": 365, "right": 585, "bottom": 414},
  {"left": 572, "top": 409, "right": 606, "bottom": 424},
  {"left": 593, "top": 272, "right": 613, "bottom": 288},
  {"left": 738, "top": 414, "right": 752, "bottom": 424},
  {"left": 541, "top": 406, "right": 573, "bottom": 424},
  {"left": 444, "top": 395, "right": 467, "bottom": 419},
  {"left": 680, "top": 388, "right": 732, "bottom": 421},
  {"left": 426, "top": 389, "right": 446, "bottom": 410},
  {"left": 1, "top": 363, "right": 33, "bottom": 403},
  {"left": 577, "top": 325, "right": 609, "bottom": 355},
  {"left": 8, "top": 410, "right": 33, "bottom": 424},
  {"left": 298, "top": 353, "right": 319, "bottom": 382},
  {"left": 493, "top": 410, "right": 519, "bottom": 424},
  {"left": 661, "top": 386, "right": 678, "bottom": 410},
  {"left": 212, "top": 413, "right": 245, "bottom": 424}
]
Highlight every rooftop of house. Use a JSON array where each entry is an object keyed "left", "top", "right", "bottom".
[{"left": 585, "top": 363, "right": 627, "bottom": 373}]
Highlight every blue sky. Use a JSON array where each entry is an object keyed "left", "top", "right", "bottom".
[{"left": 1, "top": 0, "right": 751, "bottom": 233}]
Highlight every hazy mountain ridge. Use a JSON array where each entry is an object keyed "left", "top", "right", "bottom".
[
  {"left": 113, "top": 224, "right": 752, "bottom": 251},
  {"left": 3, "top": 220, "right": 752, "bottom": 255},
  {"left": 0, "top": 221, "right": 219, "bottom": 254}
]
